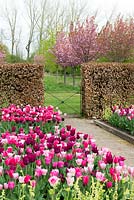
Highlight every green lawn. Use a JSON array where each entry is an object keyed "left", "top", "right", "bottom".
[
  {"left": 44, "top": 74, "right": 81, "bottom": 115},
  {"left": 44, "top": 74, "right": 80, "bottom": 92}
]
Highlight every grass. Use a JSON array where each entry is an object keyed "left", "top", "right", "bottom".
[
  {"left": 44, "top": 74, "right": 80, "bottom": 92},
  {"left": 44, "top": 74, "right": 81, "bottom": 115}
]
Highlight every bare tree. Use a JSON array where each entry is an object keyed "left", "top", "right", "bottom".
[
  {"left": 15, "top": 29, "right": 22, "bottom": 56},
  {"left": 25, "top": 0, "right": 40, "bottom": 59},
  {"left": 0, "top": 29, "right": 6, "bottom": 43},
  {"left": 63, "top": 0, "right": 87, "bottom": 28},
  {"left": 36, "top": 0, "right": 48, "bottom": 49},
  {"left": 5, "top": 8, "right": 17, "bottom": 55}
]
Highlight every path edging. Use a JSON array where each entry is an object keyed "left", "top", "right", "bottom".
[{"left": 94, "top": 120, "right": 134, "bottom": 145}]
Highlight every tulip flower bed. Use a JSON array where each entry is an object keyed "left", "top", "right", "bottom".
[
  {"left": 108, "top": 105, "right": 134, "bottom": 135},
  {"left": 0, "top": 104, "right": 62, "bottom": 134},
  {"left": 0, "top": 105, "right": 134, "bottom": 199}
]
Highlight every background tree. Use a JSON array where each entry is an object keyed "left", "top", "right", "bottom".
[
  {"left": 4, "top": 7, "right": 17, "bottom": 55},
  {"left": 65, "top": 0, "right": 87, "bottom": 26},
  {"left": 36, "top": 0, "right": 48, "bottom": 50},
  {"left": 53, "top": 16, "right": 105, "bottom": 86},
  {"left": 25, "top": 0, "right": 40, "bottom": 60},
  {"left": 99, "top": 16, "right": 134, "bottom": 62},
  {"left": 53, "top": 32, "right": 80, "bottom": 85},
  {"left": 38, "top": 32, "right": 57, "bottom": 73},
  {"left": 69, "top": 16, "right": 103, "bottom": 63}
]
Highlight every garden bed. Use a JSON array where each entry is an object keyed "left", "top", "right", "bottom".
[
  {"left": 94, "top": 119, "right": 134, "bottom": 145},
  {"left": 0, "top": 104, "right": 134, "bottom": 199}
]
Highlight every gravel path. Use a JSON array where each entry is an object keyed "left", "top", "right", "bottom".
[{"left": 64, "top": 117, "right": 134, "bottom": 166}]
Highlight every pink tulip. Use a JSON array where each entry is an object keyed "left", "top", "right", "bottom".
[
  {"left": 8, "top": 181, "right": 15, "bottom": 190},
  {"left": 45, "top": 157, "right": 51, "bottom": 165},
  {"left": 35, "top": 168, "right": 42, "bottom": 177},
  {"left": 106, "top": 181, "right": 112, "bottom": 188},
  {"left": 57, "top": 161, "right": 64, "bottom": 168},
  {"left": 24, "top": 175, "right": 31, "bottom": 184},
  {"left": 4, "top": 183, "right": 8, "bottom": 189},
  {"left": 50, "top": 169, "right": 59, "bottom": 177},
  {"left": 0, "top": 184, "right": 3, "bottom": 190},
  {"left": 66, "top": 154, "right": 73, "bottom": 161},
  {"left": 0, "top": 166, "right": 3, "bottom": 176},
  {"left": 96, "top": 172, "right": 106, "bottom": 182},
  {"left": 41, "top": 169, "right": 48, "bottom": 176},
  {"left": 52, "top": 162, "right": 58, "bottom": 168},
  {"left": 30, "top": 180, "right": 36, "bottom": 188},
  {"left": 82, "top": 176, "right": 89, "bottom": 185},
  {"left": 67, "top": 168, "right": 76, "bottom": 177},
  {"left": 13, "top": 172, "right": 19, "bottom": 179},
  {"left": 75, "top": 167, "right": 82, "bottom": 178},
  {"left": 36, "top": 160, "right": 42, "bottom": 166},
  {"left": 98, "top": 160, "right": 106, "bottom": 170},
  {"left": 48, "top": 176, "right": 59, "bottom": 187},
  {"left": 19, "top": 176, "right": 25, "bottom": 183},
  {"left": 66, "top": 176, "right": 74, "bottom": 186},
  {"left": 76, "top": 159, "right": 83, "bottom": 166},
  {"left": 82, "top": 159, "right": 87, "bottom": 167}
]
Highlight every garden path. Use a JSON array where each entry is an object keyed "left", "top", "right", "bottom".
[{"left": 65, "top": 117, "right": 134, "bottom": 167}]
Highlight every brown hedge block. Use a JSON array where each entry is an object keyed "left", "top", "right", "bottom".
[
  {"left": 81, "top": 62, "right": 134, "bottom": 119},
  {"left": 0, "top": 63, "right": 44, "bottom": 107}
]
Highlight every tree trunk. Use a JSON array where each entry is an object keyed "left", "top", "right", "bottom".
[
  {"left": 26, "top": 42, "right": 31, "bottom": 60},
  {"left": 72, "top": 67, "right": 75, "bottom": 87},
  {"left": 56, "top": 66, "right": 59, "bottom": 84},
  {"left": 63, "top": 67, "right": 66, "bottom": 85},
  {"left": 11, "top": 41, "right": 14, "bottom": 55}
]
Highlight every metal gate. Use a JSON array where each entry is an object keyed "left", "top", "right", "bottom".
[{"left": 44, "top": 74, "right": 81, "bottom": 117}]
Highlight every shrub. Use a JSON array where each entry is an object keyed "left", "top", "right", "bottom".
[
  {"left": 81, "top": 62, "right": 134, "bottom": 118},
  {"left": 0, "top": 63, "right": 44, "bottom": 106},
  {"left": 6, "top": 54, "right": 26, "bottom": 63}
]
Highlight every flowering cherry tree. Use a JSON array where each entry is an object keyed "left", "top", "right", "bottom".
[
  {"left": 53, "top": 16, "right": 104, "bottom": 85},
  {"left": 99, "top": 16, "right": 134, "bottom": 62},
  {"left": 53, "top": 32, "right": 80, "bottom": 85},
  {"left": 69, "top": 17, "right": 103, "bottom": 63}
]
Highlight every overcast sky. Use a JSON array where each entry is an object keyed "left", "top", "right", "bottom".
[{"left": 0, "top": 0, "right": 134, "bottom": 57}]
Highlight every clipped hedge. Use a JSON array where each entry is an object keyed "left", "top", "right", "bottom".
[
  {"left": 81, "top": 62, "right": 134, "bottom": 118},
  {"left": 0, "top": 63, "right": 44, "bottom": 107}
]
